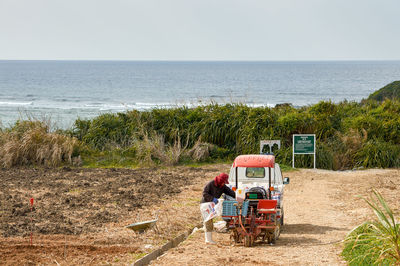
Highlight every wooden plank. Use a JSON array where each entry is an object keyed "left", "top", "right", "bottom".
[{"left": 134, "top": 224, "right": 202, "bottom": 266}]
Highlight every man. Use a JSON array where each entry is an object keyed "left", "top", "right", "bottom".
[{"left": 201, "top": 173, "right": 236, "bottom": 244}]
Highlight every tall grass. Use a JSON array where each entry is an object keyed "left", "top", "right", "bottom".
[
  {"left": 131, "top": 132, "right": 189, "bottom": 166},
  {"left": 0, "top": 120, "right": 79, "bottom": 167},
  {"left": 342, "top": 190, "right": 400, "bottom": 265}
]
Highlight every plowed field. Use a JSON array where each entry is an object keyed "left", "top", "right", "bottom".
[{"left": 0, "top": 165, "right": 225, "bottom": 265}]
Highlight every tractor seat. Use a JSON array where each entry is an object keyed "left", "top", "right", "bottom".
[{"left": 257, "top": 199, "right": 277, "bottom": 214}]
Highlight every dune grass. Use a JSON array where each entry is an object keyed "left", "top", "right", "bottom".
[
  {"left": 0, "top": 120, "right": 80, "bottom": 167},
  {"left": 342, "top": 190, "right": 400, "bottom": 265}
]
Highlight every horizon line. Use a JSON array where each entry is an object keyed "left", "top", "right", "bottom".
[{"left": 1, "top": 59, "right": 400, "bottom": 63}]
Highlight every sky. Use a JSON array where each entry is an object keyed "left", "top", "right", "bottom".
[{"left": 0, "top": 0, "right": 399, "bottom": 61}]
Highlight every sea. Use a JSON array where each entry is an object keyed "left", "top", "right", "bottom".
[{"left": 1, "top": 60, "right": 400, "bottom": 128}]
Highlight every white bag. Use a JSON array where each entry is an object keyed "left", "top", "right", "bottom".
[
  {"left": 200, "top": 199, "right": 224, "bottom": 222},
  {"left": 214, "top": 220, "right": 227, "bottom": 232}
]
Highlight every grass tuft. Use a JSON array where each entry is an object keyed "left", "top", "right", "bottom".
[
  {"left": 342, "top": 190, "right": 400, "bottom": 265},
  {"left": 0, "top": 120, "right": 80, "bottom": 168}
]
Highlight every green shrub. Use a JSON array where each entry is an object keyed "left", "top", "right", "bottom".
[
  {"left": 342, "top": 224, "right": 394, "bottom": 265},
  {"left": 355, "top": 140, "right": 400, "bottom": 168},
  {"left": 80, "top": 113, "right": 136, "bottom": 149},
  {"left": 209, "top": 145, "right": 232, "bottom": 160},
  {"left": 308, "top": 101, "right": 342, "bottom": 140},
  {"left": 342, "top": 190, "right": 400, "bottom": 265},
  {"left": 274, "top": 146, "right": 292, "bottom": 166},
  {"left": 315, "top": 142, "right": 334, "bottom": 170}
]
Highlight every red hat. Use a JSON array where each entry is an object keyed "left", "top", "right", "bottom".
[{"left": 214, "top": 173, "right": 229, "bottom": 187}]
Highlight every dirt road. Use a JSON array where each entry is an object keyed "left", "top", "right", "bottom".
[{"left": 151, "top": 169, "right": 400, "bottom": 266}]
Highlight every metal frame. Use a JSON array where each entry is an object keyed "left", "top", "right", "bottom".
[
  {"left": 234, "top": 165, "right": 272, "bottom": 200},
  {"left": 260, "top": 140, "right": 281, "bottom": 154}
]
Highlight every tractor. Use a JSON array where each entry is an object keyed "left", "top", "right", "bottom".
[{"left": 222, "top": 154, "right": 290, "bottom": 247}]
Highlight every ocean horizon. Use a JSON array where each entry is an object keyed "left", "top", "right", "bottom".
[{"left": 1, "top": 60, "right": 400, "bottom": 128}]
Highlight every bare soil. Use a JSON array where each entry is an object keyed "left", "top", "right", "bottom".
[
  {"left": 1, "top": 166, "right": 399, "bottom": 265},
  {"left": 0, "top": 167, "right": 205, "bottom": 237},
  {"left": 0, "top": 165, "right": 225, "bottom": 265}
]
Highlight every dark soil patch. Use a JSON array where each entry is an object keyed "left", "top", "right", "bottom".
[{"left": 0, "top": 167, "right": 214, "bottom": 237}]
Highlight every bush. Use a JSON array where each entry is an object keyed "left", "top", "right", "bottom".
[
  {"left": 355, "top": 140, "right": 400, "bottom": 168},
  {"left": 80, "top": 113, "right": 136, "bottom": 150}
]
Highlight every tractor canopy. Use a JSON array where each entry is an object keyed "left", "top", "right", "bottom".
[{"left": 232, "top": 154, "right": 275, "bottom": 168}]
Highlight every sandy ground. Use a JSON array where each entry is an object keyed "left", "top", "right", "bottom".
[
  {"left": 151, "top": 168, "right": 400, "bottom": 266},
  {"left": 1, "top": 166, "right": 399, "bottom": 265}
]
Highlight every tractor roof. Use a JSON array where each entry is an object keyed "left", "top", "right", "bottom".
[{"left": 232, "top": 154, "right": 275, "bottom": 168}]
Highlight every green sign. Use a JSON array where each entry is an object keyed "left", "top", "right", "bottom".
[{"left": 293, "top": 135, "right": 315, "bottom": 154}]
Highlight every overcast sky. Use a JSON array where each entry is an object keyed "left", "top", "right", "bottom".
[{"left": 0, "top": 0, "right": 399, "bottom": 61}]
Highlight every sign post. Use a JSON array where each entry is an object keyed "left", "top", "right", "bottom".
[
  {"left": 260, "top": 140, "right": 281, "bottom": 154},
  {"left": 292, "top": 134, "right": 316, "bottom": 169}
]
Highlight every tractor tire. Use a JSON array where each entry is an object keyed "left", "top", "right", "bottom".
[
  {"left": 280, "top": 209, "right": 284, "bottom": 226},
  {"left": 275, "top": 224, "right": 281, "bottom": 240}
]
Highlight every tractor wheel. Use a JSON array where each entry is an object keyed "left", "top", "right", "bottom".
[
  {"left": 280, "top": 210, "right": 284, "bottom": 226},
  {"left": 267, "top": 225, "right": 281, "bottom": 244},
  {"left": 244, "top": 235, "right": 253, "bottom": 247},
  {"left": 275, "top": 224, "right": 281, "bottom": 240}
]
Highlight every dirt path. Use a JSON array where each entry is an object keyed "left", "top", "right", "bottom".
[{"left": 151, "top": 169, "right": 400, "bottom": 266}]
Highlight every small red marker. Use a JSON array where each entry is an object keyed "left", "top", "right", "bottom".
[{"left": 30, "top": 198, "right": 34, "bottom": 245}]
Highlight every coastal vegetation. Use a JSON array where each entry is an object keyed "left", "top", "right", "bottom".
[
  {"left": 1, "top": 82, "right": 400, "bottom": 169},
  {"left": 342, "top": 190, "right": 400, "bottom": 265},
  {"left": 368, "top": 81, "right": 400, "bottom": 102},
  {"left": 70, "top": 99, "right": 400, "bottom": 170}
]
